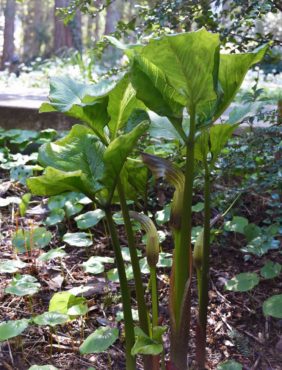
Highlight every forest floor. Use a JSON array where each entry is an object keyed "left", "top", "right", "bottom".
[{"left": 0, "top": 127, "right": 281, "bottom": 370}]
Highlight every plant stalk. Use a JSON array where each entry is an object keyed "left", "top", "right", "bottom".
[
  {"left": 117, "top": 180, "right": 154, "bottom": 370},
  {"left": 117, "top": 179, "right": 150, "bottom": 336},
  {"left": 174, "top": 105, "right": 196, "bottom": 328},
  {"left": 150, "top": 267, "right": 158, "bottom": 330},
  {"left": 196, "top": 160, "right": 211, "bottom": 370},
  {"left": 170, "top": 107, "right": 196, "bottom": 370},
  {"left": 104, "top": 207, "right": 136, "bottom": 370}
]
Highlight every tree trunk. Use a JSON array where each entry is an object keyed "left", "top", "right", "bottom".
[
  {"left": 54, "top": 0, "right": 73, "bottom": 53},
  {"left": 69, "top": 10, "right": 82, "bottom": 52},
  {"left": 54, "top": 0, "right": 82, "bottom": 53},
  {"left": 104, "top": 0, "right": 121, "bottom": 35},
  {"left": 22, "top": 0, "right": 44, "bottom": 62},
  {"left": 1, "top": 0, "right": 16, "bottom": 70},
  {"left": 94, "top": 0, "right": 101, "bottom": 42}
]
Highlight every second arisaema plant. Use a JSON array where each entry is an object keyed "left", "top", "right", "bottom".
[
  {"left": 117, "top": 28, "right": 267, "bottom": 369},
  {"left": 27, "top": 74, "right": 153, "bottom": 370}
]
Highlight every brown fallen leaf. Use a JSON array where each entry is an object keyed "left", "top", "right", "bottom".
[
  {"left": 0, "top": 181, "right": 11, "bottom": 196},
  {"left": 46, "top": 344, "right": 78, "bottom": 353},
  {"left": 44, "top": 274, "right": 64, "bottom": 290},
  {"left": 275, "top": 336, "right": 282, "bottom": 353},
  {"left": 51, "top": 333, "right": 80, "bottom": 346}
]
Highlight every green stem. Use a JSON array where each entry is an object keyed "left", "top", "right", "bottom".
[
  {"left": 117, "top": 181, "right": 154, "bottom": 370},
  {"left": 117, "top": 179, "right": 150, "bottom": 336},
  {"left": 174, "top": 106, "right": 196, "bottom": 328},
  {"left": 197, "top": 160, "right": 211, "bottom": 370},
  {"left": 104, "top": 207, "right": 136, "bottom": 370},
  {"left": 150, "top": 267, "right": 158, "bottom": 330}
]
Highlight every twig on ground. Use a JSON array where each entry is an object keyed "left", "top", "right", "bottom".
[{"left": 251, "top": 354, "right": 261, "bottom": 370}]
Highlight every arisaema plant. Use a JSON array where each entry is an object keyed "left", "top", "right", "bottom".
[
  {"left": 27, "top": 28, "right": 267, "bottom": 370},
  {"left": 112, "top": 27, "right": 267, "bottom": 369},
  {"left": 27, "top": 75, "right": 151, "bottom": 370}
]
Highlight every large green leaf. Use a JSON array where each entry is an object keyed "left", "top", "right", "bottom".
[
  {"left": 214, "top": 45, "right": 268, "bottom": 121},
  {"left": 102, "top": 121, "right": 149, "bottom": 197},
  {"left": 39, "top": 76, "right": 116, "bottom": 138},
  {"left": 118, "top": 159, "right": 148, "bottom": 201},
  {"left": 194, "top": 124, "right": 238, "bottom": 164},
  {"left": 144, "top": 29, "right": 219, "bottom": 106},
  {"left": 131, "top": 55, "right": 184, "bottom": 123},
  {"left": 28, "top": 122, "right": 149, "bottom": 203},
  {"left": 128, "top": 30, "right": 267, "bottom": 128},
  {"left": 132, "top": 32, "right": 223, "bottom": 139},
  {"left": 38, "top": 125, "right": 104, "bottom": 194},
  {"left": 27, "top": 167, "right": 91, "bottom": 197},
  {"left": 107, "top": 75, "right": 143, "bottom": 138}
]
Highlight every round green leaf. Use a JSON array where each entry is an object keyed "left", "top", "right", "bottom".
[
  {"left": 0, "top": 319, "right": 29, "bottom": 341},
  {"left": 38, "top": 247, "right": 66, "bottom": 262},
  {"left": 116, "top": 309, "right": 139, "bottom": 322},
  {"left": 67, "top": 303, "right": 88, "bottom": 316},
  {"left": 217, "top": 360, "right": 243, "bottom": 370},
  {"left": 107, "top": 265, "right": 133, "bottom": 282},
  {"left": 44, "top": 209, "right": 65, "bottom": 226},
  {"left": 32, "top": 227, "right": 52, "bottom": 248},
  {"left": 63, "top": 232, "right": 92, "bottom": 247},
  {"left": 0, "top": 259, "right": 27, "bottom": 274},
  {"left": 224, "top": 216, "right": 249, "bottom": 234},
  {"left": 121, "top": 247, "right": 141, "bottom": 262},
  {"left": 243, "top": 223, "right": 261, "bottom": 242},
  {"left": 12, "top": 227, "right": 52, "bottom": 253},
  {"left": 225, "top": 272, "right": 259, "bottom": 292},
  {"left": 75, "top": 209, "right": 105, "bottom": 229},
  {"left": 64, "top": 200, "right": 83, "bottom": 218},
  {"left": 5, "top": 274, "right": 40, "bottom": 296},
  {"left": 131, "top": 327, "right": 164, "bottom": 356},
  {"left": 191, "top": 226, "right": 203, "bottom": 244},
  {"left": 260, "top": 261, "right": 281, "bottom": 279},
  {"left": 49, "top": 291, "right": 87, "bottom": 316},
  {"left": 155, "top": 204, "right": 171, "bottom": 225},
  {"left": 83, "top": 256, "right": 114, "bottom": 274},
  {"left": 157, "top": 252, "right": 172, "bottom": 268},
  {"left": 79, "top": 326, "right": 119, "bottom": 354},
  {"left": 263, "top": 294, "right": 282, "bottom": 318},
  {"left": 139, "top": 258, "right": 150, "bottom": 274},
  {"left": 192, "top": 202, "right": 204, "bottom": 212},
  {"left": 48, "top": 194, "right": 67, "bottom": 210},
  {"left": 33, "top": 312, "right": 69, "bottom": 327}
]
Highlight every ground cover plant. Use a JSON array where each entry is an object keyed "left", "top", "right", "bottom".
[{"left": 0, "top": 28, "right": 281, "bottom": 370}]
